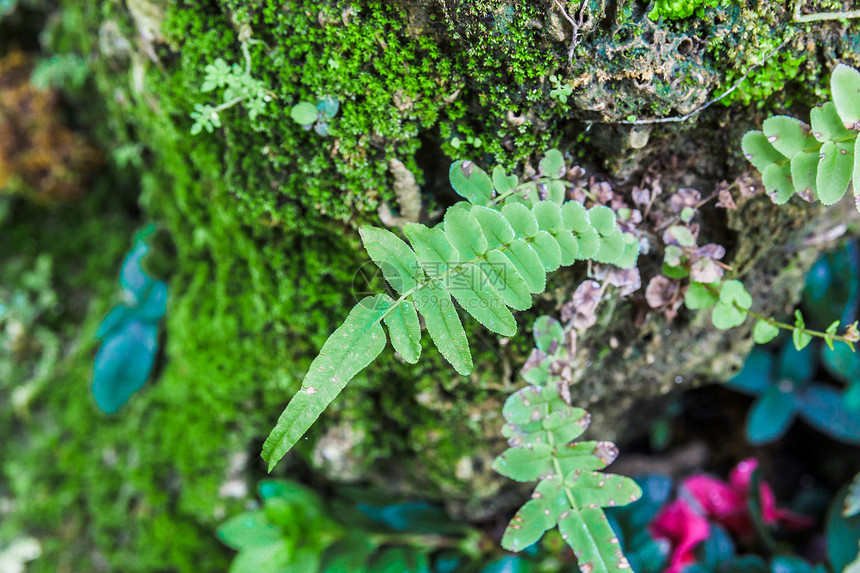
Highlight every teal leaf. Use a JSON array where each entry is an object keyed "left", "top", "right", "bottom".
[
  {"left": 261, "top": 296, "right": 389, "bottom": 470},
  {"left": 92, "top": 320, "right": 158, "bottom": 414},
  {"left": 779, "top": 336, "right": 816, "bottom": 382},
  {"left": 136, "top": 280, "right": 168, "bottom": 322},
  {"left": 831, "top": 64, "right": 860, "bottom": 128},
  {"left": 95, "top": 305, "right": 134, "bottom": 340},
  {"left": 412, "top": 282, "right": 473, "bottom": 375},
  {"left": 480, "top": 556, "right": 534, "bottom": 573},
  {"left": 746, "top": 384, "right": 796, "bottom": 444},
  {"left": 119, "top": 242, "right": 153, "bottom": 303},
  {"left": 826, "top": 485, "right": 860, "bottom": 572},
  {"left": 796, "top": 385, "right": 860, "bottom": 444},
  {"left": 726, "top": 347, "right": 773, "bottom": 395},
  {"left": 821, "top": 344, "right": 860, "bottom": 384},
  {"left": 845, "top": 473, "right": 860, "bottom": 518},
  {"left": 449, "top": 160, "right": 494, "bottom": 205}
]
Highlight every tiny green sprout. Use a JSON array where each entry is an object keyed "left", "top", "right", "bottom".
[
  {"left": 794, "top": 310, "right": 813, "bottom": 350},
  {"left": 680, "top": 206, "right": 696, "bottom": 222}
]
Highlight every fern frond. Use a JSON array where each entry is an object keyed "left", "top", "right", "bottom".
[
  {"left": 262, "top": 152, "right": 641, "bottom": 469},
  {"left": 493, "top": 384, "right": 641, "bottom": 573},
  {"left": 742, "top": 63, "right": 860, "bottom": 211}
]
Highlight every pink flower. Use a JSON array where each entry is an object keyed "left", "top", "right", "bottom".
[
  {"left": 649, "top": 499, "right": 711, "bottom": 573},
  {"left": 683, "top": 459, "right": 813, "bottom": 539}
]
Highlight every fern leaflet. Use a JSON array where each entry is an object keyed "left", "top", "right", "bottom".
[
  {"left": 262, "top": 152, "right": 640, "bottom": 470},
  {"left": 742, "top": 63, "right": 860, "bottom": 211},
  {"left": 493, "top": 383, "right": 641, "bottom": 573}
]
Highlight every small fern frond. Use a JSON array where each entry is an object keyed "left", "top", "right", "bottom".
[
  {"left": 262, "top": 151, "right": 641, "bottom": 469},
  {"left": 493, "top": 384, "right": 641, "bottom": 573},
  {"left": 742, "top": 63, "right": 860, "bottom": 211}
]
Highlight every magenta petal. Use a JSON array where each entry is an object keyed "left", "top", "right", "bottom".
[
  {"left": 650, "top": 500, "right": 710, "bottom": 573},
  {"left": 729, "top": 458, "right": 759, "bottom": 491},
  {"left": 684, "top": 475, "right": 747, "bottom": 520}
]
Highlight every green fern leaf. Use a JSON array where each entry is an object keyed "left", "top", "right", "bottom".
[
  {"left": 470, "top": 205, "right": 515, "bottom": 250},
  {"left": 444, "top": 208, "right": 488, "bottom": 260},
  {"left": 762, "top": 116, "right": 817, "bottom": 157},
  {"left": 495, "top": 383, "right": 641, "bottom": 571},
  {"left": 264, "top": 153, "right": 636, "bottom": 471},
  {"left": 450, "top": 160, "right": 494, "bottom": 205},
  {"left": 504, "top": 239, "right": 546, "bottom": 293},
  {"left": 404, "top": 223, "right": 457, "bottom": 274},
  {"left": 762, "top": 162, "right": 795, "bottom": 204},
  {"left": 447, "top": 264, "right": 517, "bottom": 336},
  {"left": 261, "top": 295, "right": 390, "bottom": 470},
  {"left": 381, "top": 296, "right": 422, "bottom": 363},
  {"left": 412, "top": 281, "right": 473, "bottom": 374},
  {"left": 742, "top": 131, "right": 786, "bottom": 172},
  {"left": 539, "top": 149, "right": 566, "bottom": 179},
  {"left": 817, "top": 141, "right": 853, "bottom": 204},
  {"left": 811, "top": 102, "right": 852, "bottom": 142},
  {"left": 501, "top": 202, "right": 539, "bottom": 237},
  {"left": 854, "top": 137, "right": 860, "bottom": 212},
  {"left": 532, "top": 231, "right": 562, "bottom": 271},
  {"left": 492, "top": 165, "right": 518, "bottom": 195},
  {"left": 533, "top": 201, "right": 564, "bottom": 232},
  {"left": 481, "top": 250, "right": 532, "bottom": 310},
  {"left": 555, "top": 230, "right": 581, "bottom": 265},
  {"left": 493, "top": 443, "right": 554, "bottom": 481},
  {"left": 359, "top": 227, "right": 424, "bottom": 294},
  {"left": 587, "top": 206, "right": 617, "bottom": 235},
  {"left": 832, "top": 64, "right": 860, "bottom": 128},
  {"left": 832, "top": 64, "right": 860, "bottom": 130},
  {"left": 558, "top": 507, "right": 632, "bottom": 573},
  {"left": 790, "top": 151, "right": 819, "bottom": 198}
]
